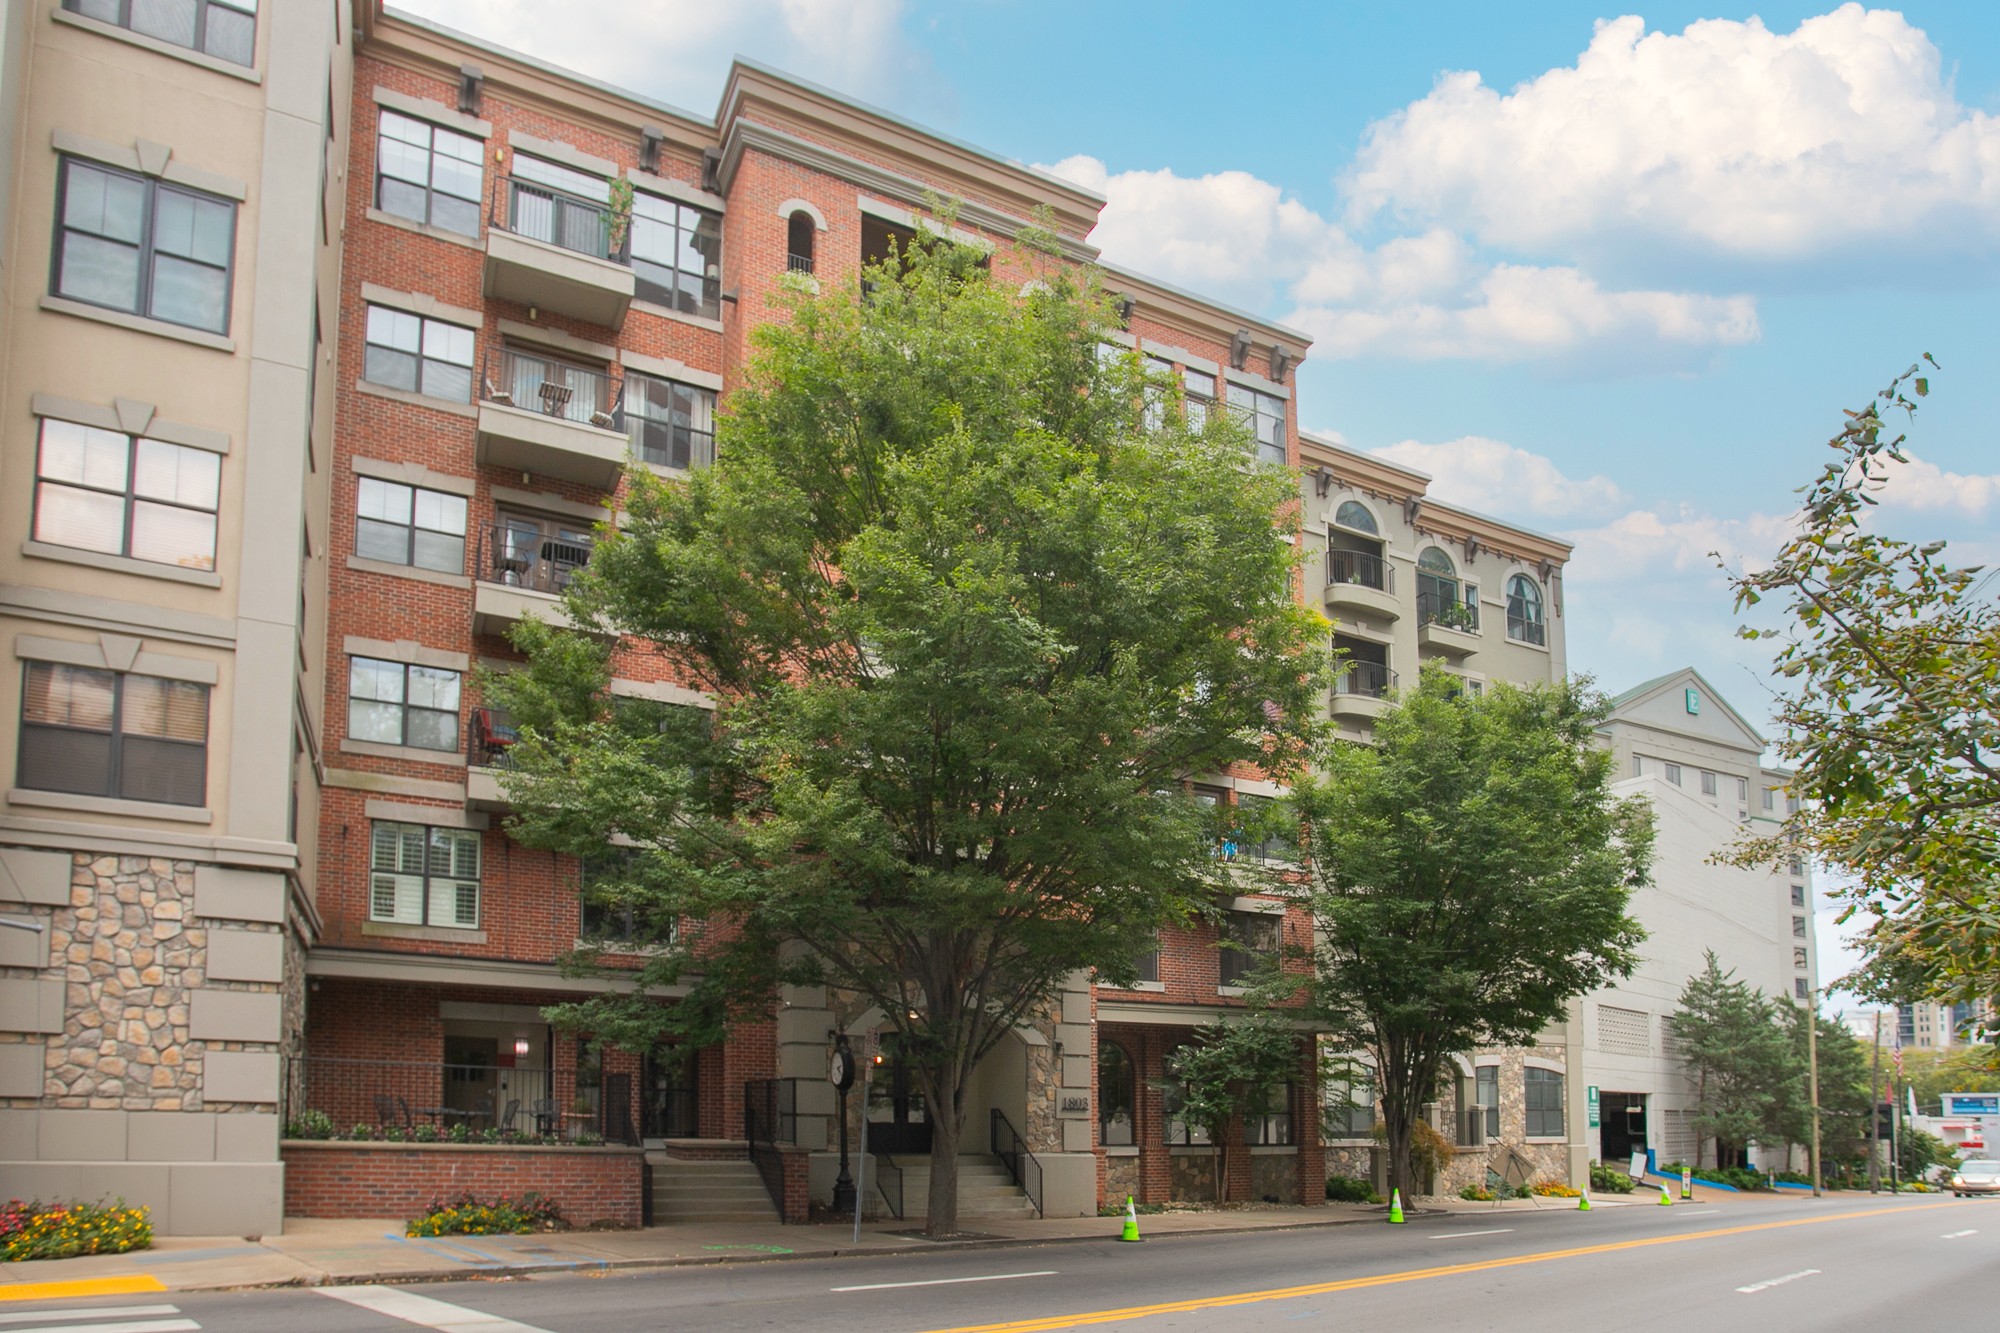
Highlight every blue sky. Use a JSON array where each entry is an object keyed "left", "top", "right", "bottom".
[{"left": 404, "top": 1, "right": 2000, "bottom": 987}]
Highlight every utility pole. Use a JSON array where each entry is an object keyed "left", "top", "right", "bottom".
[
  {"left": 1807, "top": 989, "right": 1822, "bottom": 1197},
  {"left": 1867, "top": 1011, "right": 1883, "bottom": 1193}
]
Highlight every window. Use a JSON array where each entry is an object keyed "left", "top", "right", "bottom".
[
  {"left": 1244, "top": 1082, "right": 1292, "bottom": 1146},
  {"left": 631, "top": 193, "right": 721, "bottom": 317},
  {"left": 1794, "top": 946, "right": 1809, "bottom": 969},
  {"left": 1475, "top": 1064, "right": 1500, "bottom": 1139},
  {"left": 1183, "top": 369, "right": 1215, "bottom": 428},
  {"left": 1786, "top": 794, "right": 1799, "bottom": 815},
  {"left": 1700, "top": 770, "right": 1718, "bottom": 797},
  {"left": 508, "top": 154, "right": 610, "bottom": 256},
  {"left": 1664, "top": 763, "right": 1682, "bottom": 786},
  {"left": 1141, "top": 356, "right": 1174, "bottom": 431},
  {"left": 369, "top": 821, "right": 480, "bottom": 928},
  {"left": 374, "top": 110, "right": 482, "bottom": 237},
  {"left": 1504, "top": 574, "right": 1545, "bottom": 645},
  {"left": 626, "top": 373, "right": 716, "bottom": 471},
  {"left": 488, "top": 511, "right": 594, "bottom": 593},
  {"left": 1416, "top": 547, "right": 1476, "bottom": 631},
  {"left": 1219, "top": 910, "right": 1279, "bottom": 988},
  {"left": 1788, "top": 855, "right": 1805, "bottom": 876},
  {"left": 363, "top": 305, "right": 474, "bottom": 402},
  {"left": 1737, "top": 776, "right": 1749, "bottom": 802},
  {"left": 55, "top": 156, "right": 236, "bottom": 332},
  {"left": 63, "top": 0, "right": 256, "bottom": 68},
  {"left": 1324, "top": 1070, "right": 1374, "bottom": 1139},
  {"left": 1524, "top": 1067, "right": 1564, "bottom": 1137},
  {"left": 1236, "top": 793, "right": 1297, "bottom": 863},
  {"left": 355, "top": 477, "right": 466, "bottom": 573},
  {"left": 580, "top": 852, "right": 674, "bottom": 946},
  {"left": 347, "top": 657, "right": 460, "bottom": 752},
  {"left": 1791, "top": 915, "right": 1808, "bottom": 939},
  {"left": 1099, "top": 1042, "right": 1135, "bottom": 1147},
  {"left": 1224, "top": 382, "right": 1286, "bottom": 466},
  {"left": 19, "top": 663, "right": 208, "bottom": 805},
  {"left": 1161, "top": 1053, "right": 1211, "bottom": 1145},
  {"left": 1795, "top": 978, "right": 1810, "bottom": 1000},
  {"left": 33, "top": 418, "right": 219, "bottom": 571},
  {"left": 1132, "top": 936, "right": 1160, "bottom": 985},
  {"left": 1333, "top": 501, "right": 1377, "bottom": 534},
  {"left": 1791, "top": 884, "right": 1806, "bottom": 908},
  {"left": 785, "top": 209, "right": 815, "bottom": 275},
  {"left": 1762, "top": 786, "right": 1776, "bottom": 811},
  {"left": 1632, "top": 754, "right": 1643, "bottom": 777}
]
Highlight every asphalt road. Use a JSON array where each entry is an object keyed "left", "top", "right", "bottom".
[{"left": 8, "top": 1194, "right": 1995, "bottom": 1332}]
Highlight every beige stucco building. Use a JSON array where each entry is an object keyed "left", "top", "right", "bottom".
[{"left": 0, "top": 0, "right": 349, "bottom": 1233}]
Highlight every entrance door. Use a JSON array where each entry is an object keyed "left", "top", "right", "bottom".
[
  {"left": 866, "top": 1037, "right": 932, "bottom": 1154},
  {"left": 1599, "top": 1092, "right": 1648, "bottom": 1165},
  {"left": 641, "top": 1048, "right": 698, "bottom": 1139},
  {"left": 443, "top": 1035, "right": 499, "bottom": 1125}
]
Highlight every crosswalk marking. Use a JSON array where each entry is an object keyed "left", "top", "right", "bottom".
[
  {"left": 0, "top": 1320, "right": 196, "bottom": 1333},
  {"left": 0, "top": 1309, "right": 181, "bottom": 1326},
  {"left": 315, "top": 1287, "right": 556, "bottom": 1332}
]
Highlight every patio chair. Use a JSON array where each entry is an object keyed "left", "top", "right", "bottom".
[
  {"left": 483, "top": 377, "right": 514, "bottom": 407},
  {"left": 499, "top": 1098, "right": 521, "bottom": 1137},
  {"left": 396, "top": 1096, "right": 416, "bottom": 1131},
  {"left": 373, "top": 1093, "right": 397, "bottom": 1128},
  {"left": 531, "top": 1098, "right": 558, "bottom": 1136}
]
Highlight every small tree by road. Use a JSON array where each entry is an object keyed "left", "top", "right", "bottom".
[{"left": 1161, "top": 1009, "right": 1302, "bottom": 1202}]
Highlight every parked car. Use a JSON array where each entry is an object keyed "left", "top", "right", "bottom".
[{"left": 1949, "top": 1159, "right": 2000, "bottom": 1197}]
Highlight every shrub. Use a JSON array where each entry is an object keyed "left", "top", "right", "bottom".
[
  {"left": 1325, "top": 1176, "right": 1382, "bottom": 1204},
  {"left": 2, "top": 1199, "right": 152, "bottom": 1262},
  {"left": 405, "top": 1192, "right": 564, "bottom": 1237},
  {"left": 343, "top": 1123, "right": 374, "bottom": 1142},
  {"left": 412, "top": 1124, "right": 441, "bottom": 1143},
  {"left": 1656, "top": 1161, "right": 1771, "bottom": 1192},
  {"left": 448, "top": 1122, "right": 471, "bottom": 1144},
  {"left": 1459, "top": 1184, "right": 1496, "bottom": 1201},
  {"left": 1589, "top": 1163, "right": 1634, "bottom": 1194},
  {"left": 1530, "top": 1180, "right": 1581, "bottom": 1198},
  {"left": 284, "top": 1109, "right": 335, "bottom": 1140}
]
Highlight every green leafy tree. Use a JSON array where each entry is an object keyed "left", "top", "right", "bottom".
[
  {"left": 1901, "top": 1043, "right": 2000, "bottom": 1113},
  {"left": 1723, "top": 358, "right": 2000, "bottom": 1006},
  {"left": 1770, "top": 1001, "right": 1874, "bottom": 1172},
  {"left": 1899, "top": 1126, "right": 1959, "bottom": 1182},
  {"left": 487, "top": 224, "right": 1327, "bottom": 1235},
  {"left": 1161, "top": 1009, "right": 1303, "bottom": 1202},
  {"left": 1291, "top": 667, "right": 1651, "bottom": 1198},
  {"left": 1674, "top": 953, "right": 1795, "bottom": 1167}
]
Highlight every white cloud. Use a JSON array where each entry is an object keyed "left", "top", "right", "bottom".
[
  {"left": 1347, "top": 6, "right": 2000, "bottom": 260},
  {"left": 1561, "top": 505, "right": 1799, "bottom": 584},
  {"left": 1370, "top": 436, "right": 1626, "bottom": 520},
  {"left": 1040, "top": 155, "right": 1758, "bottom": 364},
  {"left": 1858, "top": 452, "right": 2000, "bottom": 515},
  {"left": 397, "top": 0, "right": 941, "bottom": 117}
]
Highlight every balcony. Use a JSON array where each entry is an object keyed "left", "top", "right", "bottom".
[
  {"left": 484, "top": 176, "right": 636, "bottom": 328},
  {"left": 1416, "top": 588, "right": 1481, "bottom": 658},
  {"left": 475, "top": 349, "right": 631, "bottom": 492},
  {"left": 471, "top": 522, "right": 595, "bottom": 639},
  {"left": 288, "top": 1055, "right": 622, "bottom": 1143},
  {"left": 466, "top": 707, "right": 516, "bottom": 812},
  {"left": 1329, "top": 661, "right": 1395, "bottom": 723},
  {"left": 1324, "top": 549, "right": 1400, "bottom": 622}
]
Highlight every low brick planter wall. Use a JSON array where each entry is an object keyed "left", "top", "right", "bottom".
[{"left": 282, "top": 1141, "right": 647, "bottom": 1227}]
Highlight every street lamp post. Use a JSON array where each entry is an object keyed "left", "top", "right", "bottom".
[{"left": 1807, "top": 988, "right": 1821, "bottom": 1197}]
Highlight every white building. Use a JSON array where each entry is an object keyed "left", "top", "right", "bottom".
[{"left": 1579, "top": 669, "right": 1817, "bottom": 1170}]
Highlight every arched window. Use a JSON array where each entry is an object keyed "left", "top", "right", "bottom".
[
  {"left": 1417, "top": 546, "right": 1456, "bottom": 577},
  {"left": 1505, "top": 574, "right": 1545, "bottom": 645},
  {"left": 1333, "top": 501, "right": 1377, "bottom": 535},
  {"left": 1417, "top": 547, "right": 1469, "bottom": 629},
  {"left": 786, "top": 210, "right": 815, "bottom": 274},
  {"left": 1100, "top": 1041, "right": 1135, "bottom": 1146}
]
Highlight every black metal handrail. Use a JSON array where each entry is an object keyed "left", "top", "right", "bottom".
[
  {"left": 744, "top": 1078, "right": 797, "bottom": 1222},
  {"left": 989, "top": 1108, "right": 1044, "bottom": 1218},
  {"left": 1327, "top": 548, "right": 1391, "bottom": 592},
  {"left": 481, "top": 347, "right": 624, "bottom": 430},
  {"left": 1334, "top": 661, "right": 1396, "bottom": 698},
  {"left": 1416, "top": 586, "right": 1480, "bottom": 632},
  {"left": 873, "top": 1153, "right": 904, "bottom": 1220},
  {"left": 494, "top": 175, "right": 630, "bottom": 264},
  {"left": 787, "top": 253, "right": 815, "bottom": 274},
  {"left": 476, "top": 523, "right": 595, "bottom": 595}
]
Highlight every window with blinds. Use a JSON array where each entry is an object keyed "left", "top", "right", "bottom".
[
  {"left": 18, "top": 662, "right": 208, "bottom": 805},
  {"left": 369, "top": 821, "right": 480, "bottom": 929}
]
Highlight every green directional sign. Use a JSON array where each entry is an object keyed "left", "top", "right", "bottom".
[{"left": 1587, "top": 1085, "right": 1601, "bottom": 1128}]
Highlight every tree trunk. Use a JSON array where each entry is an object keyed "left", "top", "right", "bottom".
[
  {"left": 1216, "top": 1141, "right": 1228, "bottom": 1204},
  {"left": 926, "top": 1077, "right": 963, "bottom": 1237}
]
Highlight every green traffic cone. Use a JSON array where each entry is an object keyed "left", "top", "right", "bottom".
[
  {"left": 1119, "top": 1194, "right": 1142, "bottom": 1242},
  {"left": 1388, "top": 1188, "right": 1406, "bottom": 1224},
  {"left": 1578, "top": 1188, "right": 1592, "bottom": 1212},
  {"left": 1657, "top": 1184, "right": 1672, "bottom": 1207}
]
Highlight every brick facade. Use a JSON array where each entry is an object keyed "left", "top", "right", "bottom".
[{"left": 282, "top": 1140, "right": 645, "bottom": 1226}]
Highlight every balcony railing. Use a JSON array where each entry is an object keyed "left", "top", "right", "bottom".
[
  {"left": 1334, "top": 661, "right": 1395, "bottom": 698},
  {"left": 1416, "top": 587, "right": 1480, "bottom": 632},
  {"left": 1327, "top": 548, "right": 1391, "bottom": 592},
  {"left": 494, "top": 176, "right": 629, "bottom": 264},
  {"left": 469, "top": 707, "right": 518, "bottom": 769},
  {"left": 477, "top": 523, "right": 594, "bottom": 595},
  {"left": 787, "top": 253, "right": 815, "bottom": 274},
  {"left": 482, "top": 348, "right": 623, "bottom": 430},
  {"left": 287, "top": 1056, "right": 622, "bottom": 1142}
]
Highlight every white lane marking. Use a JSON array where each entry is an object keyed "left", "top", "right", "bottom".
[
  {"left": 1942, "top": 1229, "right": 1978, "bottom": 1239},
  {"left": 1736, "top": 1268, "right": 1821, "bottom": 1294},
  {"left": 0, "top": 1323, "right": 196, "bottom": 1333},
  {"left": 1679, "top": 1209, "right": 1722, "bottom": 1216},
  {"left": 1427, "top": 1229, "right": 1514, "bottom": 1238},
  {"left": 314, "top": 1287, "right": 555, "bottom": 1332},
  {"left": 0, "top": 1312, "right": 181, "bottom": 1327},
  {"left": 833, "top": 1270, "right": 1059, "bottom": 1293}
]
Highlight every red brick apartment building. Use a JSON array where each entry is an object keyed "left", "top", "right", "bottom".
[{"left": 296, "top": 4, "right": 1332, "bottom": 1224}]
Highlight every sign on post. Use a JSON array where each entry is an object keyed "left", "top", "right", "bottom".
[{"left": 1586, "top": 1085, "right": 1600, "bottom": 1129}]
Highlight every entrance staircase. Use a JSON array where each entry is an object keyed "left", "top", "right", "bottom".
[
  {"left": 648, "top": 1152, "right": 779, "bottom": 1225},
  {"left": 880, "top": 1153, "right": 1037, "bottom": 1223}
]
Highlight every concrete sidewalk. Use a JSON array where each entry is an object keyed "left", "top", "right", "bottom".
[{"left": 0, "top": 1184, "right": 1795, "bottom": 1299}]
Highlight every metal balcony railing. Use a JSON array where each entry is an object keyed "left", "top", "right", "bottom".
[
  {"left": 286, "top": 1056, "right": 608, "bottom": 1141},
  {"left": 494, "top": 175, "right": 630, "bottom": 264},
  {"left": 1327, "top": 548, "right": 1391, "bottom": 592},
  {"left": 787, "top": 252, "right": 815, "bottom": 274},
  {"left": 1416, "top": 586, "right": 1480, "bottom": 632},
  {"left": 481, "top": 347, "right": 623, "bottom": 430},
  {"left": 476, "top": 523, "right": 595, "bottom": 595},
  {"left": 1334, "top": 661, "right": 1395, "bottom": 699}
]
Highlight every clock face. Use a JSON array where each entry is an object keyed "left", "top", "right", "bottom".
[{"left": 830, "top": 1050, "right": 853, "bottom": 1089}]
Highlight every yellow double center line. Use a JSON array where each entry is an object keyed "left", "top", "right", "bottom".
[{"left": 918, "top": 1201, "right": 1957, "bottom": 1333}]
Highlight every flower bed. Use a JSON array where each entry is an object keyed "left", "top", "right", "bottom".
[
  {"left": 3, "top": 1199, "right": 152, "bottom": 1262},
  {"left": 407, "top": 1192, "right": 564, "bottom": 1237}
]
